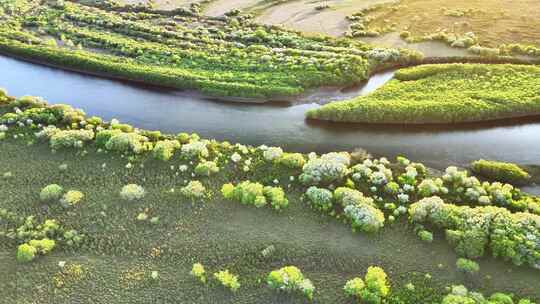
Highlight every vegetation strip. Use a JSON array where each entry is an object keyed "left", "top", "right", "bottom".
[{"left": 307, "top": 63, "right": 540, "bottom": 124}]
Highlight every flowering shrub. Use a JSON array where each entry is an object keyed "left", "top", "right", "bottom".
[
  {"left": 300, "top": 152, "right": 351, "bottom": 185},
  {"left": 104, "top": 131, "right": 149, "bottom": 154},
  {"left": 351, "top": 158, "right": 393, "bottom": 188},
  {"left": 344, "top": 266, "right": 389, "bottom": 304},
  {"left": 190, "top": 263, "right": 206, "bottom": 283},
  {"left": 333, "top": 187, "right": 384, "bottom": 233},
  {"left": 343, "top": 277, "right": 365, "bottom": 298},
  {"left": 194, "top": 161, "right": 219, "bottom": 177},
  {"left": 40, "top": 184, "right": 64, "bottom": 203},
  {"left": 267, "top": 266, "right": 315, "bottom": 300},
  {"left": 152, "top": 139, "right": 180, "bottom": 161},
  {"left": 441, "top": 285, "right": 531, "bottom": 304},
  {"left": 181, "top": 140, "right": 209, "bottom": 158},
  {"left": 278, "top": 153, "right": 305, "bottom": 169},
  {"left": 334, "top": 187, "right": 373, "bottom": 207},
  {"left": 230, "top": 152, "right": 242, "bottom": 163},
  {"left": 60, "top": 190, "right": 84, "bottom": 207},
  {"left": 221, "top": 181, "right": 288, "bottom": 210},
  {"left": 417, "top": 178, "right": 447, "bottom": 198},
  {"left": 180, "top": 181, "right": 207, "bottom": 200},
  {"left": 213, "top": 270, "right": 240, "bottom": 292},
  {"left": 409, "top": 196, "right": 540, "bottom": 268},
  {"left": 305, "top": 186, "right": 333, "bottom": 211},
  {"left": 49, "top": 129, "right": 94, "bottom": 150},
  {"left": 263, "top": 146, "right": 283, "bottom": 162},
  {"left": 120, "top": 184, "right": 145, "bottom": 201}
]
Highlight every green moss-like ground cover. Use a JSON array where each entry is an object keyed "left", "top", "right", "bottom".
[{"left": 306, "top": 64, "right": 540, "bottom": 124}]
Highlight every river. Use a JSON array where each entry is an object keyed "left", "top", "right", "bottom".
[{"left": 0, "top": 55, "right": 539, "bottom": 192}]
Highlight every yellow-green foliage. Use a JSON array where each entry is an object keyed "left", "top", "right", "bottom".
[
  {"left": 471, "top": 159, "right": 530, "bottom": 185},
  {"left": 190, "top": 263, "right": 206, "bottom": 283},
  {"left": 307, "top": 64, "right": 540, "bottom": 124},
  {"left": 213, "top": 270, "right": 240, "bottom": 292}
]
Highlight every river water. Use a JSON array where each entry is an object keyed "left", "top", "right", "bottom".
[{"left": 1, "top": 55, "right": 539, "bottom": 181}]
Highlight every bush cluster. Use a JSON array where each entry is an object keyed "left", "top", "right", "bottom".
[
  {"left": 221, "top": 181, "right": 288, "bottom": 210},
  {"left": 267, "top": 266, "right": 315, "bottom": 300},
  {"left": 409, "top": 196, "right": 540, "bottom": 268},
  {"left": 344, "top": 266, "right": 390, "bottom": 304}
]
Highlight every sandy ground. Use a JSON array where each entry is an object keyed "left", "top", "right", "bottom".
[
  {"left": 203, "top": 0, "right": 259, "bottom": 17},
  {"left": 253, "top": 0, "right": 394, "bottom": 36},
  {"left": 121, "top": 0, "right": 206, "bottom": 10}
]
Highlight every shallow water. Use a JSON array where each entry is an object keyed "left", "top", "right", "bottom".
[{"left": 1, "top": 55, "right": 540, "bottom": 174}]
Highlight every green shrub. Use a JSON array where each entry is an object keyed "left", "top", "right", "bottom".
[
  {"left": 456, "top": 258, "right": 480, "bottom": 274},
  {"left": 28, "top": 238, "right": 56, "bottom": 254},
  {"left": 417, "top": 230, "right": 433, "bottom": 243},
  {"left": 267, "top": 266, "right": 315, "bottom": 300},
  {"left": 471, "top": 159, "right": 530, "bottom": 185},
  {"left": 222, "top": 181, "right": 288, "bottom": 210},
  {"left": 194, "top": 161, "right": 219, "bottom": 177},
  {"left": 190, "top": 263, "right": 206, "bottom": 283},
  {"left": 105, "top": 132, "right": 148, "bottom": 154},
  {"left": 49, "top": 129, "right": 94, "bottom": 149},
  {"left": 40, "top": 184, "right": 64, "bottom": 203},
  {"left": 344, "top": 277, "right": 365, "bottom": 297},
  {"left": 16, "top": 243, "right": 37, "bottom": 263},
  {"left": 345, "top": 266, "right": 390, "bottom": 304},
  {"left": 263, "top": 186, "right": 288, "bottom": 210}
]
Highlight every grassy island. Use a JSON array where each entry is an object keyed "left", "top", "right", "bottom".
[
  {"left": 1, "top": 89, "right": 539, "bottom": 303},
  {"left": 306, "top": 64, "right": 540, "bottom": 124}
]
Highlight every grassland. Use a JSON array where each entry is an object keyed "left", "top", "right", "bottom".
[
  {"left": 306, "top": 64, "right": 540, "bottom": 124},
  {"left": 343, "top": 0, "right": 540, "bottom": 57},
  {"left": 1, "top": 90, "right": 540, "bottom": 303},
  {"left": 0, "top": 0, "right": 423, "bottom": 100}
]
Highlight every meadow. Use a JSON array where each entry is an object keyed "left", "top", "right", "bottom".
[
  {"left": 0, "top": 0, "right": 422, "bottom": 100},
  {"left": 343, "top": 0, "right": 540, "bottom": 55},
  {"left": 1, "top": 1, "right": 539, "bottom": 303},
  {"left": 306, "top": 64, "right": 540, "bottom": 124},
  {"left": 1, "top": 90, "right": 539, "bottom": 303}
]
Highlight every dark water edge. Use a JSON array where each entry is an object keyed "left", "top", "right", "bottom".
[{"left": 1, "top": 54, "right": 539, "bottom": 177}]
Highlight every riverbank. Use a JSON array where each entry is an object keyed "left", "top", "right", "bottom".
[
  {"left": 307, "top": 63, "right": 540, "bottom": 124},
  {"left": 2, "top": 54, "right": 540, "bottom": 172},
  {"left": 1, "top": 0, "right": 399, "bottom": 99}
]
